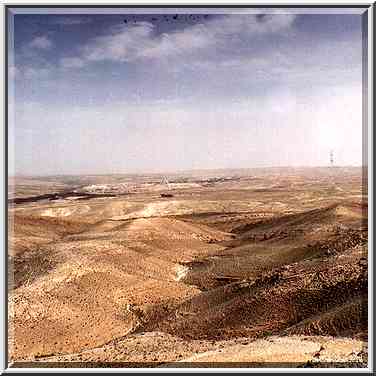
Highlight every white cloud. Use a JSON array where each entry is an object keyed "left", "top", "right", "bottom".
[
  {"left": 23, "top": 67, "right": 51, "bottom": 79},
  {"left": 83, "top": 22, "right": 155, "bottom": 63},
  {"left": 61, "top": 14, "right": 297, "bottom": 68},
  {"left": 29, "top": 36, "right": 53, "bottom": 50},
  {"left": 60, "top": 57, "right": 85, "bottom": 68},
  {"left": 49, "top": 16, "right": 92, "bottom": 25}
]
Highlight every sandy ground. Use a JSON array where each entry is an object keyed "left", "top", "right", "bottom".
[{"left": 8, "top": 167, "right": 367, "bottom": 368}]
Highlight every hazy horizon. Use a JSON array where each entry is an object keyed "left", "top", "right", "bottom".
[
  {"left": 8, "top": 8, "right": 365, "bottom": 176},
  {"left": 9, "top": 165, "right": 365, "bottom": 180}
]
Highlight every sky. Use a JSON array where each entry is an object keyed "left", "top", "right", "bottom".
[{"left": 8, "top": 9, "right": 366, "bottom": 176}]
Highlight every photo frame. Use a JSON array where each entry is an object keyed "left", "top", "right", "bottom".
[{"left": 2, "top": 2, "right": 374, "bottom": 372}]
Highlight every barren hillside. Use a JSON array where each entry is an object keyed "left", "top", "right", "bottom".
[{"left": 8, "top": 167, "right": 367, "bottom": 367}]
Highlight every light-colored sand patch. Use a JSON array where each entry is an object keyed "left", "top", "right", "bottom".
[
  {"left": 110, "top": 201, "right": 179, "bottom": 220},
  {"left": 110, "top": 200, "right": 266, "bottom": 221},
  {"left": 269, "top": 201, "right": 288, "bottom": 209},
  {"left": 335, "top": 205, "right": 363, "bottom": 218},
  {"left": 177, "top": 336, "right": 365, "bottom": 364},
  {"left": 174, "top": 264, "right": 190, "bottom": 282},
  {"left": 41, "top": 205, "right": 90, "bottom": 218}
]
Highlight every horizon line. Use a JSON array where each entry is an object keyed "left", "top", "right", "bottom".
[{"left": 8, "top": 164, "right": 365, "bottom": 179}]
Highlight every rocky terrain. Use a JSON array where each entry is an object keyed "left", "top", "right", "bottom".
[{"left": 8, "top": 167, "right": 368, "bottom": 368}]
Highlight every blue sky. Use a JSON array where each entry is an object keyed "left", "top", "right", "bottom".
[{"left": 8, "top": 9, "right": 365, "bottom": 175}]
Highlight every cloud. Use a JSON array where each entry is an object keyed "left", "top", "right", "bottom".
[
  {"left": 60, "top": 57, "right": 85, "bottom": 68},
  {"left": 82, "top": 22, "right": 156, "bottom": 63},
  {"left": 23, "top": 67, "right": 51, "bottom": 79},
  {"left": 49, "top": 16, "right": 92, "bottom": 25},
  {"left": 61, "top": 14, "right": 297, "bottom": 68},
  {"left": 29, "top": 36, "right": 53, "bottom": 50}
]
